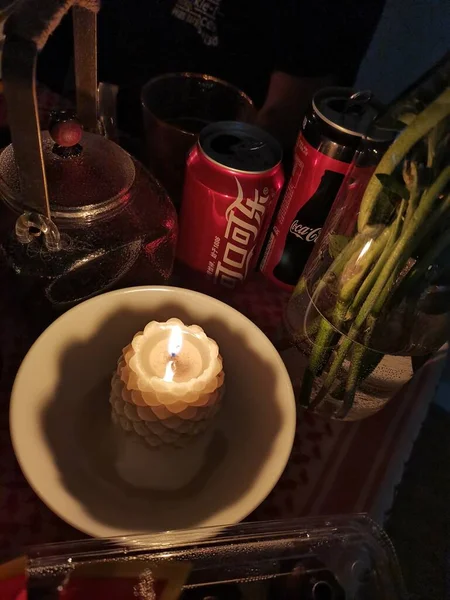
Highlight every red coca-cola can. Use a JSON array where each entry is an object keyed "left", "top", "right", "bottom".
[
  {"left": 177, "top": 121, "right": 284, "bottom": 289},
  {"left": 260, "top": 88, "right": 392, "bottom": 291}
]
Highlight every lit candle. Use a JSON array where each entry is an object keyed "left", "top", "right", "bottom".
[
  {"left": 110, "top": 318, "right": 225, "bottom": 447},
  {"left": 110, "top": 318, "right": 225, "bottom": 490}
]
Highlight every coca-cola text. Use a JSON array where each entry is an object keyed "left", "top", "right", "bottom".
[{"left": 289, "top": 221, "right": 321, "bottom": 243}]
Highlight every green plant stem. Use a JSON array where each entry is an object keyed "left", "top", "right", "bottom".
[
  {"left": 304, "top": 226, "right": 399, "bottom": 402},
  {"left": 339, "top": 360, "right": 361, "bottom": 417},
  {"left": 427, "top": 117, "right": 449, "bottom": 169},
  {"left": 358, "top": 87, "right": 450, "bottom": 232},
  {"left": 390, "top": 193, "right": 450, "bottom": 313},
  {"left": 295, "top": 240, "right": 363, "bottom": 404},
  {"left": 292, "top": 276, "right": 307, "bottom": 298},
  {"left": 296, "top": 235, "right": 368, "bottom": 387},
  {"left": 340, "top": 344, "right": 365, "bottom": 417},
  {"left": 337, "top": 342, "right": 383, "bottom": 419},
  {"left": 403, "top": 161, "right": 420, "bottom": 228},
  {"left": 305, "top": 229, "right": 383, "bottom": 376},
  {"left": 403, "top": 221, "right": 450, "bottom": 293},
  {"left": 309, "top": 232, "right": 374, "bottom": 305},
  {"left": 291, "top": 313, "right": 322, "bottom": 347},
  {"left": 322, "top": 166, "right": 450, "bottom": 393},
  {"left": 336, "top": 201, "right": 408, "bottom": 416},
  {"left": 308, "top": 320, "right": 338, "bottom": 375},
  {"left": 404, "top": 188, "right": 420, "bottom": 229},
  {"left": 339, "top": 227, "right": 392, "bottom": 303},
  {"left": 299, "top": 368, "right": 315, "bottom": 407},
  {"left": 349, "top": 199, "right": 407, "bottom": 319}
]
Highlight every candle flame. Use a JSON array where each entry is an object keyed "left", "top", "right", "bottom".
[
  {"left": 163, "top": 325, "right": 183, "bottom": 382},
  {"left": 168, "top": 325, "right": 183, "bottom": 357},
  {"left": 163, "top": 360, "right": 175, "bottom": 382}
]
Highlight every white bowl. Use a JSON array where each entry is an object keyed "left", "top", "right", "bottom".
[{"left": 10, "top": 286, "right": 295, "bottom": 538}]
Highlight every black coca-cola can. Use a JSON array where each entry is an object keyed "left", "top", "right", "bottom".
[{"left": 260, "top": 87, "right": 392, "bottom": 291}]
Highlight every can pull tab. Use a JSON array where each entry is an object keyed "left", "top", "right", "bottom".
[
  {"left": 210, "top": 134, "right": 267, "bottom": 171},
  {"left": 343, "top": 90, "right": 374, "bottom": 114},
  {"left": 210, "top": 134, "right": 262, "bottom": 153},
  {"left": 343, "top": 90, "right": 384, "bottom": 138}
]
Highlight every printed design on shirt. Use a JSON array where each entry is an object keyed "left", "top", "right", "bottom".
[{"left": 172, "top": 0, "right": 222, "bottom": 47}]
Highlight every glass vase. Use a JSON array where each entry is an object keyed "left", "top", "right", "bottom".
[{"left": 285, "top": 67, "right": 450, "bottom": 421}]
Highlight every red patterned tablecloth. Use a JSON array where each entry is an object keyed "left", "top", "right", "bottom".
[{"left": 0, "top": 273, "right": 446, "bottom": 561}]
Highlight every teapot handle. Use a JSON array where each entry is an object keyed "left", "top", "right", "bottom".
[
  {"left": 4, "top": 0, "right": 100, "bottom": 130},
  {"left": 73, "top": 3, "right": 99, "bottom": 132},
  {"left": 2, "top": 0, "right": 99, "bottom": 234}
]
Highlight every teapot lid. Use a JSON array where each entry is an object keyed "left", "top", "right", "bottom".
[{"left": 0, "top": 113, "right": 136, "bottom": 221}]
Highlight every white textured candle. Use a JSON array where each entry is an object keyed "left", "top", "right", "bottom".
[{"left": 110, "top": 318, "right": 225, "bottom": 490}]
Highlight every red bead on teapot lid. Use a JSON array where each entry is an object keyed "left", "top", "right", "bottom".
[
  {"left": 49, "top": 111, "right": 83, "bottom": 156},
  {"left": 0, "top": 110, "right": 136, "bottom": 221}
]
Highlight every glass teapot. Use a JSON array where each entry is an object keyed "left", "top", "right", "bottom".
[{"left": 0, "top": 1, "right": 177, "bottom": 314}]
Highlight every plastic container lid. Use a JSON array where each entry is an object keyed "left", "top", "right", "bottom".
[{"left": 16, "top": 516, "right": 405, "bottom": 600}]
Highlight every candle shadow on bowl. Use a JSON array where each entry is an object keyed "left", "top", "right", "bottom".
[{"left": 41, "top": 299, "right": 288, "bottom": 534}]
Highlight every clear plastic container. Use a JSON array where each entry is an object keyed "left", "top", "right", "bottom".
[{"left": 3, "top": 515, "right": 405, "bottom": 599}]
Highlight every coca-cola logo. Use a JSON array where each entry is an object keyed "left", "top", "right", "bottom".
[{"left": 289, "top": 220, "right": 321, "bottom": 242}]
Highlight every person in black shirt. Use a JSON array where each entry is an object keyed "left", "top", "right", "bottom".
[{"left": 37, "top": 0, "right": 386, "bottom": 148}]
